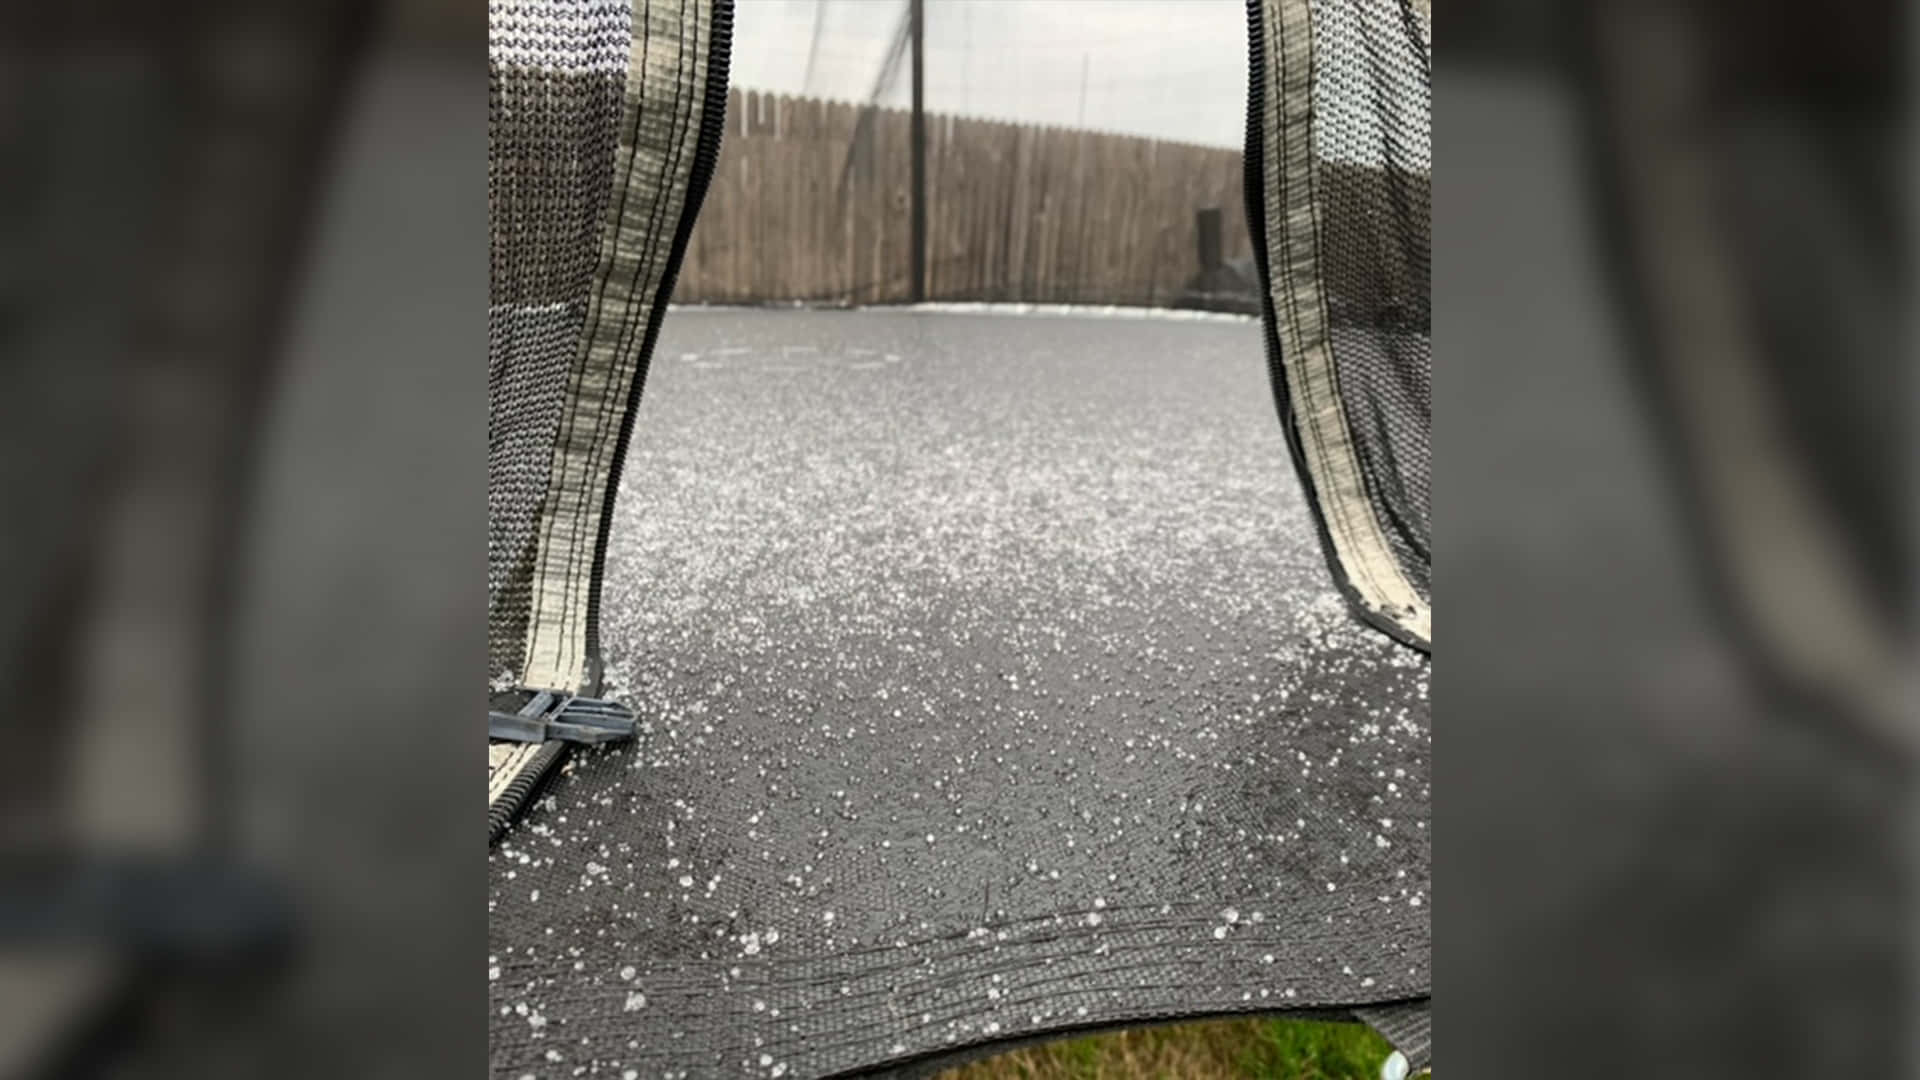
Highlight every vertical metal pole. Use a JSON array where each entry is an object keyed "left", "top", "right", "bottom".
[
  {"left": 909, "top": 0, "right": 926, "bottom": 302},
  {"left": 1196, "top": 208, "right": 1224, "bottom": 270},
  {"left": 801, "top": 0, "right": 828, "bottom": 95}
]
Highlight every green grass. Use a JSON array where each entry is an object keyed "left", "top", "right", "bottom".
[{"left": 935, "top": 1017, "right": 1420, "bottom": 1080}]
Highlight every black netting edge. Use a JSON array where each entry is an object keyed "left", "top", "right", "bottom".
[
  {"left": 1243, "top": 0, "right": 1428, "bottom": 654},
  {"left": 578, "top": 0, "right": 735, "bottom": 688},
  {"left": 489, "top": 0, "right": 735, "bottom": 843}
]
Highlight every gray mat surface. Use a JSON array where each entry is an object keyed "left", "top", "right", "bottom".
[{"left": 488, "top": 309, "right": 1428, "bottom": 1078}]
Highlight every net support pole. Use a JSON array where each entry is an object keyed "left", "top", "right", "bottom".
[{"left": 909, "top": 0, "right": 926, "bottom": 302}]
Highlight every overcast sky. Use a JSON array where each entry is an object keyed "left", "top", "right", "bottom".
[{"left": 730, "top": 0, "right": 1251, "bottom": 149}]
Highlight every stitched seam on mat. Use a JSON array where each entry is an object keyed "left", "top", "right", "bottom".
[{"left": 493, "top": 905, "right": 1426, "bottom": 1063}]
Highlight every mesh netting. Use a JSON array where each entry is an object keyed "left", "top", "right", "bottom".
[
  {"left": 1246, "top": 0, "right": 1430, "bottom": 647},
  {"left": 487, "top": 0, "right": 732, "bottom": 697},
  {"left": 488, "top": 0, "right": 634, "bottom": 683},
  {"left": 1312, "top": 0, "right": 1431, "bottom": 604},
  {"left": 486, "top": 0, "right": 733, "bottom": 836}
]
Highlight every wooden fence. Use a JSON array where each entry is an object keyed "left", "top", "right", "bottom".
[{"left": 674, "top": 89, "right": 1253, "bottom": 307}]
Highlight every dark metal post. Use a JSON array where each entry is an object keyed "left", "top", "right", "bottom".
[
  {"left": 909, "top": 0, "right": 926, "bottom": 302},
  {"left": 1196, "top": 208, "right": 1224, "bottom": 271}
]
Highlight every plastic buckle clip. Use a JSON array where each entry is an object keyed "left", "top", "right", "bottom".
[{"left": 489, "top": 690, "right": 636, "bottom": 745}]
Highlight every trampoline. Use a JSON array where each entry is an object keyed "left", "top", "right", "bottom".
[
  {"left": 487, "top": 0, "right": 1431, "bottom": 1074},
  {"left": 487, "top": 309, "right": 1429, "bottom": 1077}
]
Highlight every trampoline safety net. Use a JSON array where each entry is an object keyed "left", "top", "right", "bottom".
[{"left": 1246, "top": 0, "right": 1431, "bottom": 650}]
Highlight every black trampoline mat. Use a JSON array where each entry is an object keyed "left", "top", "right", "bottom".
[{"left": 488, "top": 310, "right": 1429, "bottom": 1078}]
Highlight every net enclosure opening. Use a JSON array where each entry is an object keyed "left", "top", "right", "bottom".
[{"left": 488, "top": 0, "right": 1431, "bottom": 1074}]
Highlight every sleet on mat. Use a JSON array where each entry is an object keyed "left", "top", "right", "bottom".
[{"left": 488, "top": 310, "right": 1428, "bottom": 1079}]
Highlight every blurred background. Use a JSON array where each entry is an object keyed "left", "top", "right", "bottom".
[
  {"left": 1442, "top": 3, "right": 1911, "bottom": 1079},
  {"left": 2, "top": 2, "right": 483, "bottom": 1077}
]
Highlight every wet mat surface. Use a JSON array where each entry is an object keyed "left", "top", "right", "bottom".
[{"left": 488, "top": 310, "right": 1429, "bottom": 1079}]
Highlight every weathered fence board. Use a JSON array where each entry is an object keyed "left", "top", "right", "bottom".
[{"left": 674, "top": 89, "right": 1254, "bottom": 307}]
